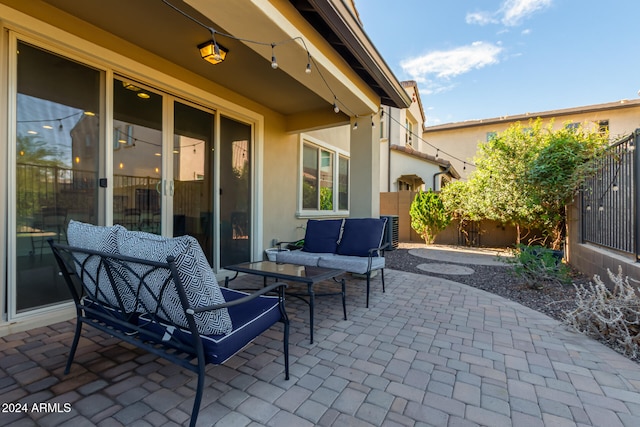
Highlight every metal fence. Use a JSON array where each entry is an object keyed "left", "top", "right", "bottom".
[{"left": 582, "top": 130, "right": 638, "bottom": 257}]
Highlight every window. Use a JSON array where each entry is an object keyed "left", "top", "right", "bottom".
[
  {"left": 301, "top": 138, "right": 349, "bottom": 214},
  {"left": 565, "top": 122, "right": 580, "bottom": 131},
  {"left": 598, "top": 120, "right": 609, "bottom": 135},
  {"left": 405, "top": 119, "right": 413, "bottom": 146},
  {"left": 486, "top": 131, "right": 497, "bottom": 141}
]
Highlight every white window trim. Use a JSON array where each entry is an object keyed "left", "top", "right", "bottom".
[{"left": 297, "top": 134, "right": 349, "bottom": 218}]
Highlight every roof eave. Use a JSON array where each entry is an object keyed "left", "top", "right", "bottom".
[{"left": 302, "top": 0, "right": 411, "bottom": 109}]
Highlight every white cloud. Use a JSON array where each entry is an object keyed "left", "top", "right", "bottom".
[
  {"left": 465, "top": 11, "right": 497, "bottom": 26},
  {"left": 500, "top": 0, "right": 552, "bottom": 26},
  {"left": 400, "top": 41, "right": 503, "bottom": 82},
  {"left": 467, "top": 0, "right": 552, "bottom": 27}
]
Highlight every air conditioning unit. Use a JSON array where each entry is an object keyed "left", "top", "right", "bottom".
[{"left": 381, "top": 215, "right": 399, "bottom": 251}]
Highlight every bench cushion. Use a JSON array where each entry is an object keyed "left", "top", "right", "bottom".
[
  {"left": 318, "top": 254, "right": 385, "bottom": 275},
  {"left": 138, "top": 288, "right": 282, "bottom": 364},
  {"left": 302, "top": 219, "right": 344, "bottom": 253},
  {"left": 275, "top": 250, "right": 327, "bottom": 266},
  {"left": 67, "top": 220, "right": 136, "bottom": 311},
  {"left": 118, "top": 230, "right": 232, "bottom": 336},
  {"left": 336, "top": 218, "right": 387, "bottom": 257}
]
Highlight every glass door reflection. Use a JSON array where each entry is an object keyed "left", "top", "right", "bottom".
[{"left": 113, "top": 78, "right": 162, "bottom": 234}]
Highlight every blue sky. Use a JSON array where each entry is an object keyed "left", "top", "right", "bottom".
[{"left": 355, "top": 0, "right": 640, "bottom": 126}]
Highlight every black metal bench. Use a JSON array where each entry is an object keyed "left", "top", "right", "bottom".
[{"left": 49, "top": 239, "right": 289, "bottom": 427}]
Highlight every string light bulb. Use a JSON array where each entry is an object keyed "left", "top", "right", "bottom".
[
  {"left": 333, "top": 100, "right": 339, "bottom": 113},
  {"left": 305, "top": 53, "right": 312, "bottom": 74},
  {"left": 353, "top": 116, "right": 358, "bottom": 130},
  {"left": 612, "top": 183, "right": 619, "bottom": 192},
  {"left": 271, "top": 44, "right": 278, "bottom": 69},
  {"left": 598, "top": 204, "right": 604, "bottom": 212},
  {"left": 586, "top": 204, "right": 591, "bottom": 211}
]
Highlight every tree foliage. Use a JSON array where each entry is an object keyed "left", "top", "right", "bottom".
[
  {"left": 410, "top": 189, "right": 451, "bottom": 244},
  {"left": 440, "top": 119, "right": 609, "bottom": 249}
]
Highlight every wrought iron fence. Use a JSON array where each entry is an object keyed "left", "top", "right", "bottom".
[{"left": 582, "top": 130, "right": 638, "bottom": 256}]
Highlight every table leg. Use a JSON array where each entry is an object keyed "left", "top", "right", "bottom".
[
  {"left": 308, "top": 282, "right": 315, "bottom": 344},
  {"left": 341, "top": 278, "right": 347, "bottom": 320}
]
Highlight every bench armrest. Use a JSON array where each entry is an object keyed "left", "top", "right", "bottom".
[
  {"left": 190, "top": 282, "right": 287, "bottom": 314},
  {"left": 368, "top": 241, "right": 390, "bottom": 257}
]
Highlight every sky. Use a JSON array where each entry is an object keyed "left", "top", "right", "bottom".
[{"left": 355, "top": 0, "right": 640, "bottom": 126}]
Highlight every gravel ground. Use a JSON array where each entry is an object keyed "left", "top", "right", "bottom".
[{"left": 384, "top": 243, "right": 588, "bottom": 323}]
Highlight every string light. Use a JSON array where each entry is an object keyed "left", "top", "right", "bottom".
[
  {"left": 305, "top": 53, "right": 312, "bottom": 74},
  {"left": 270, "top": 44, "right": 278, "bottom": 69},
  {"left": 384, "top": 110, "right": 476, "bottom": 171},
  {"left": 162, "top": 0, "right": 359, "bottom": 117}
]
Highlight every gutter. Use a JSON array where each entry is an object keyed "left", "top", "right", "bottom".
[{"left": 433, "top": 165, "right": 451, "bottom": 191}]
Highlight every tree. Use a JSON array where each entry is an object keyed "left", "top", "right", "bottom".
[
  {"left": 440, "top": 119, "right": 609, "bottom": 249},
  {"left": 410, "top": 189, "right": 451, "bottom": 244}
]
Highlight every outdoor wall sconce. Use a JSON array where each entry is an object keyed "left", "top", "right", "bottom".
[{"left": 198, "top": 40, "right": 228, "bottom": 64}]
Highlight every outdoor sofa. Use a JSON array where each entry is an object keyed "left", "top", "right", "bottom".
[
  {"left": 49, "top": 220, "right": 289, "bottom": 427},
  {"left": 276, "top": 217, "right": 388, "bottom": 307}
]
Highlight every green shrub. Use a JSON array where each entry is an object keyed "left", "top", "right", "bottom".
[
  {"left": 410, "top": 189, "right": 451, "bottom": 244},
  {"left": 508, "top": 244, "right": 571, "bottom": 289}
]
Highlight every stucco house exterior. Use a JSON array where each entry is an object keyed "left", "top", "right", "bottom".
[
  {"left": 380, "top": 80, "right": 459, "bottom": 193},
  {"left": 0, "top": 0, "right": 411, "bottom": 335}
]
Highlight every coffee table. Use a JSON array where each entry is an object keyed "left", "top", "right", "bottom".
[{"left": 224, "top": 261, "right": 346, "bottom": 343}]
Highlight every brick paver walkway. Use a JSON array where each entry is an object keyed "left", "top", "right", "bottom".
[{"left": 2, "top": 269, "right": 640, "bottom": 426}]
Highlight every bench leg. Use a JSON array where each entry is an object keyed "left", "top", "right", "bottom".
[
  {"left": 190, "top": 359, "right": 206, "bottom": 427},
  {"left": 341, "top": 278, "right": 347, "bottom": 320},
  {"left": 381, "top": 268, "right": 385, "bottom": 293},
  {"left": 366, "top": 273, "right": 371, "bottom": 308},
  {"left": 64, "top": 319, "right": 83, "bottom": 375}
]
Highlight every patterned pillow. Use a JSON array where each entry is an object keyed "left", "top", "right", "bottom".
[
  {"left": 66, "top": 220, "right": 135, "bottom": 310},
  {"left": 117, "top": 230, "right": 232, "bottom": 335}
]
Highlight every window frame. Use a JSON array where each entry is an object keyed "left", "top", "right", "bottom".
[{"left": 298, "top": 135, "right": 349, "bottom": 217}]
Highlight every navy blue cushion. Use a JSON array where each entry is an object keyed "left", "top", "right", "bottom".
[
  {"left": 137, "top": 288, "right": 282, "bottom": 364},
  {"left": 302, "top": 219, "right": 344, "bottom": 253},
  {"left": 336, "top": 218, "right": 387, "bottom": 257}
]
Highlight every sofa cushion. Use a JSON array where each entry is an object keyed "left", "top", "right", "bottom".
[
  {"left": 318, "top": 254, "right": 385, "bottom": 275},
  {"left": 336, "top": 218, "right": 387, "bottom": 257},
  {"left": 137, "top": 288, "right": 282, "bottom": 364},
  {"left": 66, "top": 220, "right": 135, "bottom": 311},
  {"left": 275, "top": 250, "right": 325, "bottom": 267},
  {"left": 302, "top": 219, "right": 344, "bottom": 253},
  {"left": 118, "top": 230, "right": 232, "bottom": 336}
]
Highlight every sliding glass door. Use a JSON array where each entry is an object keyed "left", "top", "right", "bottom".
[
  {"left": 173, "top": 101, "right": 215, "bottom": 264},
  {"left": 10, "top": 43, "right": 254, "bottom": 318},
  {"left": 14, "top": 41, "right": 101, "bottom": 312},
  {"left": 112, "top": 78, "right": 163, "bottom": 234}
]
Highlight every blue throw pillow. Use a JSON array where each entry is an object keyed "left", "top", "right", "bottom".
[
  {"left": 302, "top": 219, "right": 344, "bottom": 253},
  {"left": 336, "top": 218, "right": 387, "bottom": 257}
]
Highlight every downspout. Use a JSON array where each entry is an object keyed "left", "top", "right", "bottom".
[
  {"left": 387, "top": 108, "right": 392, "bottom": 191},
  {"left": 433, "top": 165, "right": 451, "bottom": 191}
]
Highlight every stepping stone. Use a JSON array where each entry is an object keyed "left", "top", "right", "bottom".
[{"left": 416, "top": 263, "right": 475, "bottom": 275}]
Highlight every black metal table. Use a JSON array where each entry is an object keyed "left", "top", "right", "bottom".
[{"left": 224, "top": 261, "right": 346, "bottom": 343}]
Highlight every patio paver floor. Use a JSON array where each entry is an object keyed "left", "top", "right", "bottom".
[{"left": 2, "top": 268, "right": 640, "bottom": 426}]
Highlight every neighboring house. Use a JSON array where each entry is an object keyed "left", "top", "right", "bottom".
[
  {"left": 1, "top": 0, "right": 410, "bottom": 334},
  {"left": 380, "top": 81, "right": 459, "bottom": 192},
  {"left": 424, "top": 99, "right": 640, "bottom": 180}
]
